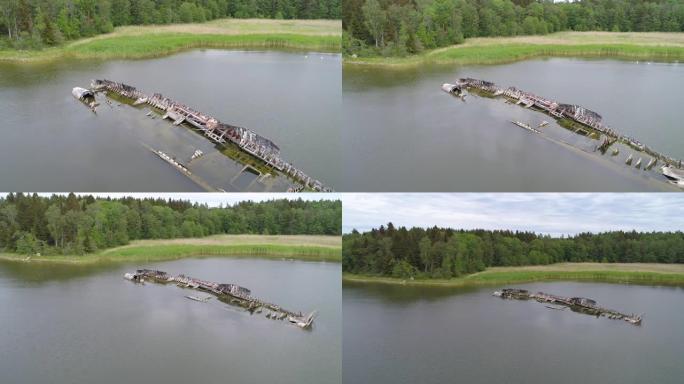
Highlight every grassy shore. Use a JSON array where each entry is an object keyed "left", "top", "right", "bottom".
[
  {"left": 345, "top": 32, "right": 684, "bottom": 67},
  {"left": 344, "top": 263, "right": 684, "bottom": 287},
  {"left": 0, "top": 19, "right": 341, "bottom": 62},
  {"left": 0, "top": 235, "right": 341, "bottom": 264}
]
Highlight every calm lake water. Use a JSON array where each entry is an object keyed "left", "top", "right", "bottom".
[
  {"left": 0, "top": 50, "right": 341, "bottom": 191},
  {"left": 0, "top": 257, "right": 341, "bottom": 384},
  {"left": 343, "top": 59, "right": 683, "bottom": 191},
  {"left": 343, "top": 281, "right": 684, "bottom": 384}
]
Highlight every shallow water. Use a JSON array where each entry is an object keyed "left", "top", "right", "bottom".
[
  {"left": 342, "top": 58, "right": 683, "bottom": 191},
  {"left": 0, "top": 50, "right": 341, "bottom": 191},
  {"left": 343, "top": 281, "right": 684, "bottom": 384},
  {"left": 0, "top": 257, "right": 341, "bottom": 384}
]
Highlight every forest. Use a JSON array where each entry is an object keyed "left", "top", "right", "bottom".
[
  {"left": 0, "top": 193, "right": 341, "bottom": 255},
  {"left": 343, "top": 0, "right": 684, "bottom": 56},
  {"left": 343, "top": 223, "right": 684, "bottom": 279},
  {"left": 0, "top": 0, "right": 341, "bottom": 49}
]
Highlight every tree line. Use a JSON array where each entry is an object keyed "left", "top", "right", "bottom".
[
  {"left": 1, "top": 0, "right": 341, "bottom": 50},
  {"left": 0, "top": 193, "right": 341, "bottom": 255},
  {"left": 343, "top": 0, "right": 684, "bottom": 56},
  {"left": 343, "top": 223, "right": 684, "bottom": 279}
]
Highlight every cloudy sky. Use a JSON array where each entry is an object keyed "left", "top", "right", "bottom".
[
  {"left": 6, "top": 193, "right": 340, "bottom": 207},
  {"left": 342, "top": 193, "right": 684, "bottom": 236}
]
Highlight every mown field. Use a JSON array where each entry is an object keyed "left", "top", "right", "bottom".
[
  {"left": 0, "top": 19, "right": 341, "bottom": 61},
  {"left": 0, "top": 235, "right": 342, "bottom": 264},
  {"left": 345, "top": 31, "right": 684, "bottom": 67},
  {"left": 344, "top": 263, "right": 684, "bottom": 287}
]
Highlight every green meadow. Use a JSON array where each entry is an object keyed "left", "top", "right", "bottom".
[
  {"left": 345, "top": 32, "right": 684, "bottom": 67},
  {"left": 0, "top": 19, "right": 341, "bottom": 61},
  {"left": 0, "top": 235, "right": 342, "bottom": 264},
  {"left": 344, "top": 263, "right": 684, "bottom": 287}
]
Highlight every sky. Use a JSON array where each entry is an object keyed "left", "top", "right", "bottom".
[
  {"left": 1, "top": 193, "right": 340, "bottom": 207},
  {"left": 342, "top": 193, "right": 684, "bottom": 236}
]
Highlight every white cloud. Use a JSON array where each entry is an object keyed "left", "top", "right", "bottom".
[{"left": 342, "top": 193, "right": 684, "bottom": 236}]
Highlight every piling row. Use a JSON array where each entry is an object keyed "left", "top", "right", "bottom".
[{"left": 91, "top": 79, "right": 332, "bottom": 192}]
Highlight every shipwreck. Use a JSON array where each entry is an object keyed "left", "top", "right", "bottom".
[
  {"left": 73, "top": 80, "right": 331, "bottom": 192},
  {"left": 442, "top": 78, "right": 683, "bottom": 187},
  {"left": 493, "top": 288, "right": 643, "bottom": 326},
  {"left": 124, "top": 269, "right": 316, "bottom": 329}
]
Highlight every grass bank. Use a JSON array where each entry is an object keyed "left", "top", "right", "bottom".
[
  {"left": 344, "top": 263, "right": 684, "bottom": 287},
  {"left": 0, "top": 19, "right": 341, "bottom": 62},
  {"left": 0, "top": 235, "right": 341, "bottom": 264},
  {"left": 345, "top": 32, "right": 684, "bottom": 67}
]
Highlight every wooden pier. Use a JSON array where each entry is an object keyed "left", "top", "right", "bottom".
[
  {"left": 125, "top": 269, "right": 316, "bottom": 329},
  {"left": 493, "top": 288, "right": 643, "bottom": 326},
  {"left": 91, "top": 79, "right": 332, "bottom": 192},
  {"left": 443, "top": 78, "right": 683, "bottom": 184}
]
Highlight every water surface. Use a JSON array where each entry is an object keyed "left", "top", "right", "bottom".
[
  {"left": 342, "top": 59, "right": 683, "bottom": 191},
  {"left": 343, "top": 281, "right": 684, "bottom": 384},
  {"left": 0, "top": 50, "right": 341, "bottom": 191},
  {"left": 0, "top": 257, "right": 341, "bottom": 384}
]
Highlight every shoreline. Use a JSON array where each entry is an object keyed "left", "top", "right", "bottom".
[
  {"left": 345, "top": 45, "right": 684, "bottom": 68},
  {"left": 344, "top": 32, "right": 684, "bottom": 68},
  {"left": 0, "top": 235, "right": 342, "bottom": 264},
  {"left": 343, "top": 263, "right": 684, "bottom": 287},
  {"left": 0, "top": 34, "right": 340, "bottom": 62},
  {"left": 0, "top": 19, "right": 341, "bottom": 63}
]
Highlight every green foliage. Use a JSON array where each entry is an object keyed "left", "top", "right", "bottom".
[
  {"left": 14, "top": 231, "right": 42, "bottom": 255},
  {"left": 179, "top": 2, "right": 199, "bottom": 23},
  {"left": 391, "top": 259, "right": 417, "bottom": 279},
  {"left": 35, "top": 7, "right": 62, "bottom": 46},
  {"left": 343, "top": 223, "right": 684, "bottom": 278},
  {"left": 344, "top": 0, "right": 684, "bottom": 57},
  {"left": 362, "top": 0, "right": 385, "bottom": 47},
  {"left": 0, "top": 0, "right": 341, "bottom": 50},
  {"left": 0, "top": 193, "right": 341, "bottom": 255}
]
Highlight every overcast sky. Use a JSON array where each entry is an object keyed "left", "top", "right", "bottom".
[
  {"left": 3, "top": 193, "right": 340, "bottom": 207},
  {"left": 342, "top": 193, "right": 684, "bottom": 236}
]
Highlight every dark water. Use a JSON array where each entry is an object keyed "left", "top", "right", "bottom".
[
  {"left": 342, "top": 59, "right": 683, "bottom": 191},
  {"left": 0, "top": 50, "right": 341, "bottom": 191},
  {"left": 343, "top": 281, "right": 684, "bottom": 384},
  {"left": 0, "top": 258, "right": 341, "bottom": 384}
]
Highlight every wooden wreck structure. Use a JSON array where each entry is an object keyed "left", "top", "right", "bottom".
[
  {"left": 91, "top": 79, "right": 331, "bottom": 192},
  {"left": 442, "top": 78, "right": 683, "bottom": 183},
  {"left": 445, "top": 78, "right": 611, "bottom": 133},
  {"left": 124, "top": 269, "right": 316, "bottom": 329},
  {"left": 493, "top": 288, "right": 643, "bottom": 326}
]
